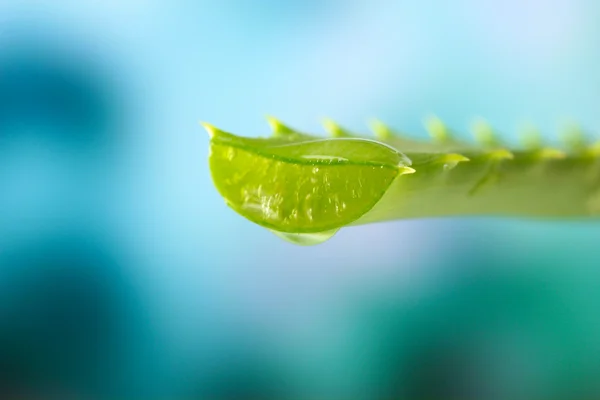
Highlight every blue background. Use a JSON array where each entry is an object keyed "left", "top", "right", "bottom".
[{"left": 1, "top": 1, "right": 599, "bottom": 398}]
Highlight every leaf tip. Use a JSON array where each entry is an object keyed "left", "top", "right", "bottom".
[
  {"left": 437, "top": 153, "right": 470, "bottom": 170},
  {"left": 444, "top": 153, "right": 471, "bottom": 163},
  {"left": 424, "top": 115, "right": 451, "bottom": 142},
  {"left": 489, "top": 148, "right": 514, "bottom": 161},
  {"left": 369, "top": 119, "right": 393, "bottom": 140},
  {"left": 471, "top": 118, "right": 500, "bottom": 147},
  {"left": 580, "top": 141, "right": 600, "bottom": 158},
  {"left": 538, "top": 148, "right": 567, "bottom": 160},
  {"left": 561, "top": 121, "right": 588, "bottom": 152},
  {"left": 266, "top": 116, "right": 295, "bottom": 136},
  {"left": 322, "top": 118, "right": 349, "bottom": 137},
  {"left": 201, "top": 122, "right": 218, "bottom": 139},
  {"left": 519, "top": 123, "right": 543, "bottom": 150},
  {"left": 398, "top": 166, "right": 416, "bottom": 175}
]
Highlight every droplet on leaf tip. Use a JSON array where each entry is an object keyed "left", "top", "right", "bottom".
[{"left": 270, "top": 228, "right": 339, "bottom": 246}]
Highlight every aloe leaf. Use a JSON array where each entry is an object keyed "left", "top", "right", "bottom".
[{"left": 205, "top": 118, "right": 600, "bottom": 245}]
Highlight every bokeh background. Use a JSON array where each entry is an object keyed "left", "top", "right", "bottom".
[{"left": 1, "top": 0, "right": 600, "bottom": 399}]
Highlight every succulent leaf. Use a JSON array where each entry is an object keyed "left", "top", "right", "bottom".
[{"left": 206, "top": 118, "right": 600, "bottom": 245}]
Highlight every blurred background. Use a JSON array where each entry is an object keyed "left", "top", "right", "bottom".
[{"left": 1, "top": 0, "right": 600, "bottom": 399}]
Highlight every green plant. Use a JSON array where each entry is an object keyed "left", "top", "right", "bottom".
[{"left": 205, "top": 116, "right": 600, "bottom": 245}]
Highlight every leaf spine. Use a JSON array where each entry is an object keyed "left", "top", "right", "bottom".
[
  {"left": 424, "top": 115, "right": 452, "bottom": 142},
  {"left": 471, "top": 118, "right": 501, "bottom": 148},
  {"left": 370, "top": 119, "right": 394, "bottom": 140},
  {"left": 323, "top": 118, "right": 352, "bottom": 138},
  {"left": 266, "top": 116, "right": 296, "bottom": 137}
]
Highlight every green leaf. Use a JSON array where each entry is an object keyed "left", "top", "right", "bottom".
[
  {"left": 206, "top": 123, "right": 413, "bottom": 243},
  {"left": 205, "top": 119, "right": 600, "bottom": 245}
]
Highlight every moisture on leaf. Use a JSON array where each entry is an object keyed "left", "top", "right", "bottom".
[{"left": 205, "top": 118, "right": 600, "bottom": 245}]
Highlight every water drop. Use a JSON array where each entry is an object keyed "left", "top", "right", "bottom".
[
  {"left": 226, "top": 147, "right": 236, "bottom": 161},
  {"left": 270, "top": 229, "right": 340, "bottom": 246},
  {"left": 306, "top": 208, "right": 313, "bottom": 221},
  {"left": 443, "top": 161, "right": 458, "bottom": 171}
]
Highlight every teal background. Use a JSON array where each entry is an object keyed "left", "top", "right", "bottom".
[{"left": 0, "top": 1, "right": 599, "bottom": 398}]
